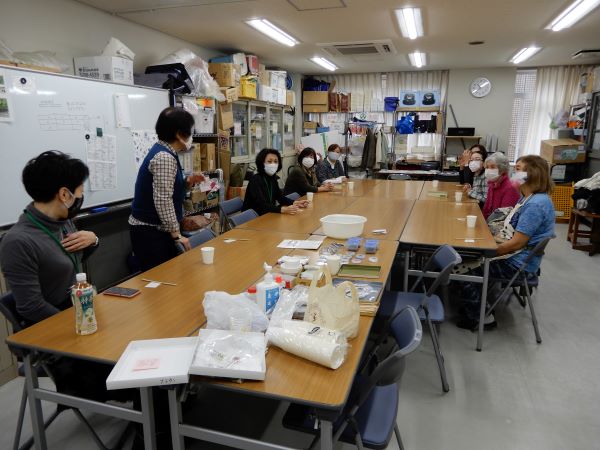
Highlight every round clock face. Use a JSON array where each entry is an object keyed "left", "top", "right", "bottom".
[{"left": 470, "top": 77, "right": 492, "bottom": 98}]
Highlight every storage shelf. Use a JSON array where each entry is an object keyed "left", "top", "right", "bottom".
[
  {"left": 193, "top": 133, "right": 218, "bottom": 138},
  {"left": 445, "top": 136, "right": 483, "bottom": 140},
  {"left": 396, "top": 106, "right": 441, "bottom": 112}
]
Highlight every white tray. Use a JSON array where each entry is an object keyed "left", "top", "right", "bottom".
[
  {"left": 106, "top": 337, "right": 198, "bottom": 390},
  {"left": 189, "top": 329, "right": 266, "bottom": 381}
]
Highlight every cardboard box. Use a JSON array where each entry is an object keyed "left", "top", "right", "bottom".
[
  {"left": 240, "top": 75, "right": 258, "bottom": 99},
  {"left": 218, "top": 102, "right": 234, "bottom": 130},
  {"left": 200, "top": 143, "right": 216, "bottom": 171},
  {"left": 208, "top": 63, "right": 239, "bottom": 87},
  {"left": 206, "top": 191, "right": 219, "bottom": 208},
  {"left": 268, "top": 70, "right": 287, "bottom": 90},
  {"left": 540, "top": 139, "right": 586, "bottom": 164},
  {"left": 246, "top": 55, "right": 259, "bottom": 75},
  {"left": 259, "top": 64, "right": 269, "bottom": 86},
  {"left": 286, "top": 90, "right": 296, "bottom": 107},
  {"left": 303, "top": 91, "right": 329, "bottom": 113},
  {"left": 272, "top": 87, "right": 286, "bottom": 105},
  {"left": 258, "top": 84, "right": 275, "bottom": 103},
  {"left": 192, "top": 144, "right": 203, "bottom": 172},
  {"left": 210, "top": 53, "right": 248, "bottom": 76},
  {"left": 219, "top": 150, "right": 231, "bottom": 185},
  {"left": 74, "top": 56, "right": 133, "bottom": 84},
  {"left": 219, "top": 86, "right": 239, "bottom": 103},
  {"left": 218, "top": 129, "right": 231, "bottom": 153},
  {"left": 303, "top": 121, "right": 318, "bottom": 129}
]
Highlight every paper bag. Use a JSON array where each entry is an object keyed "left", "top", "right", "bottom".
[{"left": 305, "top": 268, "right": 360, "bottom": 339}]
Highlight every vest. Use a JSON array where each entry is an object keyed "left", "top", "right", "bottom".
[{"left": 131, "top": 142, "right": 184, "bottom": 225}]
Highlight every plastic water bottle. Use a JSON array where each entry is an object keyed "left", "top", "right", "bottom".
[
  {"left": 256, "top": 263, "right": 280, "bottom": 314},
  {"left": 71, "top": 273, "right": 97, "bottom": 335}
]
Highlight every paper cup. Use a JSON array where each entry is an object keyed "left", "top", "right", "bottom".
[
  {"left": 347, "top": 181, "right": 355, "bottom": 190},
  {"left": 201, "top": 246, "right": 215, "bottom": 264},
  {"left": 307, "top": 192, "right": 314, "bottom": 202},
  {"left": 455, "top": 191, "right": 463, "bottom": 202},
  {"left": 432, "top": 180, "right": 439, "bottom": 188},
  {"left": 466, "top": 215, "right": 477, "bottom": 228},
  {"left": 326, "top": 255, "right": 341, "bottom": 275}
]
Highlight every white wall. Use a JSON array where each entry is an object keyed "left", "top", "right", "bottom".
[
  {"left": 446, "top": 68, "right": 517, "bottom": 155},
  {"left": 0, "top": 0, "right": 217, "bottom": 73}
]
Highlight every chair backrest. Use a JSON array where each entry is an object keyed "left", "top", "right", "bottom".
[
  {"left": 411, "top": 244, "right": 462, "bottom": 296},
  {"left": 285, "top": 192, "right": 300, "bottom": 201},
  {"left": 353, "top": 307, "right": 422, "bottom": 409},
  {"left": 0, "top": 292, "right": 26, "bottom": 333},
  {"left": 176, "top": 227, "right": 215, "bottom": 254},
  {"left": 220, "top": 197, "right": 243, "bottom": 217},
  {"left": 388, "top": 174, "right": 411, "bottom": 180},
  {"left": 504, "top": 237, "right": 553, "bottom": 285},
  {"left": 230, "top": 209, "right": 259, "bottom": 227}
]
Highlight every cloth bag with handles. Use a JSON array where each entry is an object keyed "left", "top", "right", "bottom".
[{"left": 304, "top": 267, "right": 360, "bottom": 340}]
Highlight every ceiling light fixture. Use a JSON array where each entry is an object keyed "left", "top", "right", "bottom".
[
  {"left": 510, "top": 47, "right": 542, "bottom": 64},
  {"left": 311, "top": 57, "right": 337, "bottom": 71},
  {"left": 245, "top": 19, "right": 299, "bottom": 46},
  {"left": 395, "top": 8, "right": 424, "bottom": 39},
  {"left": 546, "top": 0, "right": 600, "bottom": 31},
  {"left": 408, "top": 51, "right": 427, "bottom": 68}
]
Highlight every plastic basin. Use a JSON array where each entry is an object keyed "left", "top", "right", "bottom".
[{"left": 320, "top": 214, "right": 367, "bottom": 239}]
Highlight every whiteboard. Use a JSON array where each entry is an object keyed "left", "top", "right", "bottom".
[{"left": 0, "top": 65, "right": 170, "bottom": 226}]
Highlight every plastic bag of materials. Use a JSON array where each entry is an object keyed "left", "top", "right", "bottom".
[
  {"left": 0, "top": 38, "right": 69, "bottom": 72},
  {"left": 158, "top": 48, "right": 224, "bottom": 101},
  {"left": 396, "top": 115, "right": 414, "bottom": 134},
  {"left": 266, "top": 320, "right": 348, "bottom": 369},
  {"left": 305, "top": 267, "right": 360, "bottom": 339},
  {"left": 270, "top": 285, "right": 308, "bottom": 328},
  {"left": 203, "top": 291, "right": 268, "bottom": 332}
]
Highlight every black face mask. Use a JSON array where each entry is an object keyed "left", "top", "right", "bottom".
[{"left": 65, "top": 194, "right": 84, "bottom": 219}]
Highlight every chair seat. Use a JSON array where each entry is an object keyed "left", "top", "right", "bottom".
[
  {"left": 491, "top": 272, "right": 539, "bottom": 288},
  {"left": 380, "top": 291, "right": 445, "bottom": 322}
]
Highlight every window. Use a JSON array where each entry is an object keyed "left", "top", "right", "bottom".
[{"left": 508, "top": 70, "right": 537, "bottom": 161}]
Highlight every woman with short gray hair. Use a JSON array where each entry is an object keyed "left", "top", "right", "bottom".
[{"left": 482, "top": 152, "right": 520, "bottom": 219}]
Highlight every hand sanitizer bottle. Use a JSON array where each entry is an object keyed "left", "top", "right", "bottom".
[{"left": 256, "top": 263, "right": 280, "bottom": 314}]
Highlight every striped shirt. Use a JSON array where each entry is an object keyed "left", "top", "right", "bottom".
[
  {"left": 128, "top": 141, "right": 182, "bottom": 233},
  {"left": 468, "top": 171, "right": 488, "bottom": 203}
]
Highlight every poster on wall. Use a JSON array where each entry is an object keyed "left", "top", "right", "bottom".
[
  {"left": 418, "top": 89, "right": 440, "bottom": 107},
  {"left": 0, "top": 72, "right": 13, "bottom": 122},
  {"left": 399, "top": 90, "right": 419, "bottom": 107}
]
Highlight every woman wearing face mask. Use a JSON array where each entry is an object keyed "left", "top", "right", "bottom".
[
  {"left": 129, "top": 107, "right": 205, "bottom": 271},
  {"left": 482, "top": 152, "right": 520, "bottom": 219},
  {"left": 459, "top": 144, "right": 488, "bottom": 186},
  {"left": 243, "top": 148, "right": 309, "bottom": 216},
  {"left": 462, "top": 151, "right": 488, "bottom": 206},
  {"left": 316, "top": 144, "right": 347, "bottom": 183},
  {"left": 457, "top": 154, "right": 555, "bottom": 330},
  {"left": 284, "top": 147, "right": 333, "bottom": 197}
]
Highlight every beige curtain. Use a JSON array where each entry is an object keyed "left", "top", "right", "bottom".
[{"left": 523, "top": 65, "right": 592, "bottom": 157}]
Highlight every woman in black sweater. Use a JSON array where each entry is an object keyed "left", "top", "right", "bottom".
[
  {"left": 284, "top": 147, "right": 333, "bottom": 197},
  {"left": 243, "top": 148, "right": 309, "bottom": 215}
]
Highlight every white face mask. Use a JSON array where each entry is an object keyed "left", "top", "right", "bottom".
[
  {"left": 468, "top": 160, "right": 482, "bottom": 172},
  {"left": 264, "top": 163, "right": 278, "bottom": 176},
  {"left": 511, "top": 170, "right": 528, "bottom": 185},
  {"left": 328, "top": 151, "right": 340, "bottom": 162},
  {"left": 484, "top": 168, "right": 499, "bottom": 181},
  {"left": 302, "top": 157, "right": 315, "bottom": 169},
  {"left": 181, "top": 135, "right": 193, "bottom": 152}
]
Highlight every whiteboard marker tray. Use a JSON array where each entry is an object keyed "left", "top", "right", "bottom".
[
  {"left": 190, "top": 329, "right": 266, "bottom": 381},
  {"left": 106, "top": 337, "right": 198, "bottom": 390}
]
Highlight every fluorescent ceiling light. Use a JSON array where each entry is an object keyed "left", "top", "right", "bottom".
[
  {"left": 395, "top": 8, "right": 424, "bottom": 39},
  {"left": 510, "top": 47, "right": 541, "bottom": 64},
  {"left": 408, "top": 51, "right": 426, "bottom": 68},
  {"left": 311, "top": 57, "right": 337, "bottom": 71},
  {"left": 546, "top": 0, "right": 600, "bottom": 31},
  {"left": 245, "top": 19, "right": 298, "bottom": 46}
]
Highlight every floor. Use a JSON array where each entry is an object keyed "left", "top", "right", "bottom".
[{"left": 1, "top": 223, "right": 599, "bottom": 450}]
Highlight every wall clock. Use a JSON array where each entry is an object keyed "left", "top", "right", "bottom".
[{"left": 470, "top": 77, "right": 492, "bottom": 98}]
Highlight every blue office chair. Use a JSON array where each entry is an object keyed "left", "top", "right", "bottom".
[
  {"left": 378, "top": 244, "right": 461, "bottom": 393},
  {"left": 486, "top": 237, "right": 552, "bottom": 344},
  {"left": 176, "top": 227, "right": 215, "bottom": 254},
  {"left": 0, "top": 292, "right": 122, "bottom": 450},
  {"left": 387, "top": 174, "right": 411, "bottom": 180},
  {"left": 283, "top": 306, "right": 422, "bottom": 450},
  {"left": 285, "top": 192, "right": 300, "bottom": 201},
  {"left": 229, "top": 209, "right": 258, "bottom": 227}
]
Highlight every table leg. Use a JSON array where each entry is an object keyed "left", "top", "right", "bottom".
[
  {"left": 140, "top": 387, "right": 156, "bottom": 450},
  {"left": 23, "top": 353, "right": 47, "bottom": 450},
  {"left": 168, "top": 387, "right": 185, "bottom": 450},
  {"left": 567, "top": 210, "right": 575, "bottom": 242},
  {"left": 476, "top": 258, "right": 490, "bottom": 352},
  {"left": 320, "top": 419, "right": 333, "bottom": 450},
  {"left": 403, "top": 250, "right": 409, "bottom": 291}
]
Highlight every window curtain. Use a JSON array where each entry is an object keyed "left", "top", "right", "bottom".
[{"left": 523, "top": 65, "right": 592, "bottom": 157}]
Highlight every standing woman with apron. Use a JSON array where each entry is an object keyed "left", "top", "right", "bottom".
[{"left": 129, "top": 107, "right": 205, "bottom": 271}]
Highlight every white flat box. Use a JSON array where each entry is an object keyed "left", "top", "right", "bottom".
[
  {"left": 259, "top": 84, "right": 273, "bottom": 103},
  {"left": 272, "top": 87, "right": 286, "bottom": 105},
  {"left": 190, "top": 329, "right": 266, "bottom": 380},
  {"left": 74, "top": 56, "right": 134, "bottom": 85},
  {"left": 106, "top": 337, "right": 197, "bottom": 390},
  {"left": 268, "top": 70, "right": 287, "bottom": 90}
]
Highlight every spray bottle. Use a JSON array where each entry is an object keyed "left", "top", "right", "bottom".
[{"left": 256, "top": 262, "right": 280, "bottom": 314}]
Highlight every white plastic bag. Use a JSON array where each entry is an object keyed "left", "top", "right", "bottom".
[
  {"left": 305, "top": 268, "right": 360, "bottom": 339},
  {"left": 269, "top": 285, "right": 308, "bottom": 328},
  {"left": 203, "top": 291, "right": 268, "bottom": 332}
]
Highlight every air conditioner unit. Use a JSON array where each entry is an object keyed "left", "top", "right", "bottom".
[
  {"left": 318, "top": 40, "right": 397, "bottom": 59},
  {"left": 572, "top": 49, "right": 600, "bottom": 60}
]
